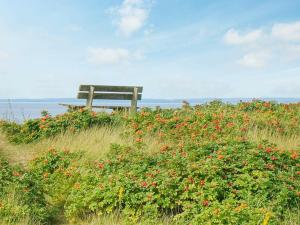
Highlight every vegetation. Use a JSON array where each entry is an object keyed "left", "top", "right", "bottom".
[{"left": 0, "top": 100, "right": 299, "bottom": 225}]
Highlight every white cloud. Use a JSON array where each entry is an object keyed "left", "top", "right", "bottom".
[
  {"left": 87, "top": 47, "right": 143, "bottom": 65},
  {"left": 224, "top": 28, "right": 263, "bottom": 45},
  {"left": 224, "top": 20, "right": 300, "bottom": 68},
  {"left": 272, "top": 21, "right": 300, "bottom": 41},
  {"left": 238, "top": 52, "right": 270, "bottom": 68},
  {"left": 110, "top": 0, "right": 152, "bottom": 36}
]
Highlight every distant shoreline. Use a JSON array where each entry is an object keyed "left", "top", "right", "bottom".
[{"left": 1, "top": 97, "right": 300, "bottom": 103}]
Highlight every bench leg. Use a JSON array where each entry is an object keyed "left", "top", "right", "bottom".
[
  {"left": 131, "top": 87, "right": 138, "bottom": 115},
  {"left": 86, "top": 86, "right": 95, "bottom": 109}
]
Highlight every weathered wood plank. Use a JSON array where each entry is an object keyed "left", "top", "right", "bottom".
[
  {"left": 77, "top": 92, "right": 142, "bottom": 100},
  {"left": 86, "top": 86, "right": 95, "bottom": 108},
  {"left": 59, "top": 104, "right": 138, "bottom": 110},
  {"left": 79, "top": 85, "right": 143, "bottom": 93},
  {"left": 131, "top": 87, "right": 138, "bottom": 114}
]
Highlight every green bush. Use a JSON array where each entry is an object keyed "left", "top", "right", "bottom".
[{"left": 0, "top": 109, "right": 121, "bottom": 144}]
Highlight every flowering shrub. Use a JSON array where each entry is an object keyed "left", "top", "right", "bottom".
[
  {"left": 0, "top": 109, "right": 121, "bottom": 144},
  {"left": 0, "top": 101, "right": 299, "bottom": 224}
]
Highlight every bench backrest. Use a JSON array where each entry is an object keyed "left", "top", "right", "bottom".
[{"left": 77, "top": 85, "right": 143, "bottom": 112}]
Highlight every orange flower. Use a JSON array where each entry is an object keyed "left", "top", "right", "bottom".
[
  {"left": 98, "top": 163, "right": 105, "bottom": 169},
  {"left": 13, "top": 171, "right": 20, "bottom": 177},
  {"left": 141, "top": 181, "right": 148, "bottom": 188},
  {"left": 202, "top": 200, "right": 209, "bottom": 207},
  {"left": 160, "top": 145, "right": 169, "bottom": 152},
  {"left": 265, "top": 147, "right": 272, "bottom": 153},
  {"left": 291, "top": 152, "right": 298, "bottom": 160},
  {"left": 74, "top": 183, "right": 81, "bottom": 190},
  {"left": 217, "top": 155, "right": 224, "bottom": 160},
  {"left": 199, "top": 180, "right": 205, "bottom": 186},
  {"left": 136, "top": 138, "right": 142, "bottom": 143},
  {"left": 135, "top": 130, "right": 143, "bottom": 135},
  {"left": 151, "top": 181, "right": 157, "bottom": 187}
]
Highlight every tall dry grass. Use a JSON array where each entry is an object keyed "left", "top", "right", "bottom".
[
  {"left": 247, "top": 126, "right": 300, "bottom": 151},
  {"left": 0, "top": 125, "right": 163, "bottom": 165}
]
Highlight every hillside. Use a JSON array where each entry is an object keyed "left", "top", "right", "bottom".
[{"left": 0, "top": 101, "right": 299, "bottom": 225}]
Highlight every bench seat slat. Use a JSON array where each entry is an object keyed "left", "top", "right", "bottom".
[
  {"left": 79, "top": 85, "right": 143, "bottom": 93},
  {"left": 59, "top": 104, "right": 139, "bottom": 110},
  {"left": 77, "top": 92, "right": 142, "bottom": 100}
]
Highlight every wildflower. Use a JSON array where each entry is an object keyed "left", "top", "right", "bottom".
[
  {"left": 64, "top": 171, "right": 72, "bottom": 177},
  {"left": 136, "top": 138, "right": 142, "bottom": 143},
  {"left": 291, "top": 152, "right": 298, "bottom": 160},
  {"left": 262, "top": 212, "right": 272, "bottom": 225},
  {"left": 141, "top": 181, "right": 148, "bottom": 188},
  {"left": 217, "top": 155, "right": 224, "bottom": 160},
  {"left": 266, "top": 163, "right": 275, "bottom": 170},
  {"left": 151, "top": 181, "right": 157, "bottom": 187},
  {"left": 74, "top": 183, "right": 81, "bottom": 190},
  {"left": 188, "top": 177, "right": 194, "bottom": 184},
  {"left": 202, "top": 200, "right": 209, "bottom": 207},
  {"left": 118, "top": 187, "right": 124, "bottom": 201},
  {"left": 135, "top": 130, "right": 143, "bottom": 135},
  {"left": 43, "top": 172, "right": 49, "bottom": 178},
  {"left": 271, "top": 156, "right": 277, "bottom": 161},
  {"left": 199, "top": 180, "right": 205, "bottom": 186},
  {"left": 265, "top": 147, "right": 272, "bottom": 153},
  {"left": 160, "top": 145, "right": 169, "bottom": 152},
  {"left": 181, "top": 151, "right": 187, "bottom": 157},
  {"left": 98, "top": 163, "right": 105, "bottom": 169},
  {"left": 227, "top": 122, "right": 234, "bottom": 128},
  {"left": 234, "top": 203, "right": 248, "bottom": 212},
  {"left": 141, "top": 111, "right": 150, "bottom": 117},
  {"left": 13, "top": 171, "right": 20, "bottom": 177}
]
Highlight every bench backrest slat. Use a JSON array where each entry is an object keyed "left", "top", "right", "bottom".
[
  {"left": 77, "top": 92, "right": 142, "bottom": 100},
  {"left": 79, "top": 85, "right": 143, "bottom": 93}
]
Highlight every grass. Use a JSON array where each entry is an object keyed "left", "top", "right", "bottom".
[
  {"left": 247, "top": 126, "right": 300, "bottom": 151},
  {"left": 0, "top": 125, "right": 164, "bottom": 166}
]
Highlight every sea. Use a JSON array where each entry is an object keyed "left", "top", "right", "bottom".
[{"left": 0, "top": 98, "right": 299, "bottom": 122}]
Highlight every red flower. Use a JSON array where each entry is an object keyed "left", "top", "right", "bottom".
[
  {"left": 202, "top": 200, "right": 209, "bottom": 207},
  {"left": 98, "top": 163, "right": 105, "bottom": 169},
  {"left": 199, "top": 180, "right": 205, "bottom": 186},
  {"left": 265, "top": 147, "right": 272, "bottom": 153},
  {"left": 291, "top": 152, "right": 298, "bottom": 160},
  {"left": 141, "top": 181, "right": 148, "bottom": 188},
  {"left": 135, "top": 138, "right": 143, "bottom": 143},
  {"left": 271, "top": 156, "right": 277, "bottom": 161},
  {"left": 217, "top": 155, "right": 224, "bottom": 160}
]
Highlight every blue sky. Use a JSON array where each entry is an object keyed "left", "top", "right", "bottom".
[{"left": 0, "top": 0, "right": 300, "bottom": 99}]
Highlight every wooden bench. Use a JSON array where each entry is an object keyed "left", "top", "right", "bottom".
[{"left": 60, "top": 85, "right": 143, "bottom": 113}]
